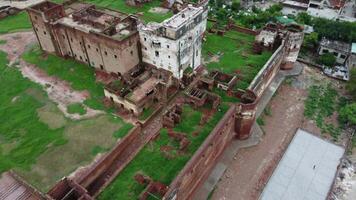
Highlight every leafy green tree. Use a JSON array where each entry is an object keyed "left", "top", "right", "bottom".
[
  {"left": 339, "top": 103, "right": 356, "bottom": 126},
  {"left": 303, "top": 32, "right": 319, "bottom": 49},
  {"left": 296, "top": 12, "right": 312, "bottom": 25},
  {"left": 346, "top": 68, "right": 356, "bottom": 100},
  {"left": 317, "top": 53, "right": 336, "bottom": 67},
  {"left": 231, "top": 1, "right": 240, "bottom": 12}
]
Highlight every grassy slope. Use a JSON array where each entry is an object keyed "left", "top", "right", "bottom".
[
  {"left": 0, "top": 51, "right": 65, "bottom": 173},
  {"left": 100, "top": 104, "right": 229, "bottom": 200},
  {"left": 67, "top": 103, "right": 87, "bottom": 115},
  {"left": 203, "top": 31, "right": 272, "bottom": 90},
  {"left": 0, "top": 46, "right": 132, "bottom": 190},
  {"left": 0, "top": 12, "right": 32, "bottom": 34}
]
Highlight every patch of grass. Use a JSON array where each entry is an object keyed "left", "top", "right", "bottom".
[
  {"left": 91, "top": 146, "right": 109, "bottom": 156},
  {"left": 213, "top": 88, "right": 240, "bottom": 103},
  {"left": 202, "top": 31, "right": 272, "bottom": 89},
  {"left": 304, "top": 84, "right": 341, "bottom": 140},
  {"left": 0, "top": 12, "right": 32, "bottom": 34},
  {"left": 264, "top": 106, "right": 272, "bottom": 116},
  {"left": 22, "top": 45, "right": 106, "bottom": 110},
  {"left": 67, "top": 103, "right": 87, "bottom": 115},
  {"left": 138, "top": 107, "right": 154, "bottom": 121},
  {"left": 0, "top": 49, "right": 133, "bottom": 191},
  {"left": 0, "top": 40, "right": 6, "bottom": 45},
  {"left": 99, "top": 104, "right": 229, "bottom": 200},
  {"left": 257, "top": 117, "right": 265, "bottom": 126},
  {"left": 0, "top": 51, "right": 65, "bottom": 173},
  {"left": 83, "top": 0, "right": 172, "bottom": 22},
  {"left": 113, "top": 123, "right": 134, "bottom": 139}
]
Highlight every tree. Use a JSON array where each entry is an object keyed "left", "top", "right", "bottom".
[
  {"left": 296, "top": 12, "right": 312, "bottom": 25},
  {"left": 339, "top": 103, "right": 356, "bottom": 126},
  {"left": 303, "top": 32, "right": 319, "bottom": 49},
  {"left": 317, "top": 53, "right": 336, "bottom": 67},
  {"left": 231, "top": 1, "right": 240, "bottom": 12},
  {"left": 346, "top": 68, "right": 356, "bottom": 100}
]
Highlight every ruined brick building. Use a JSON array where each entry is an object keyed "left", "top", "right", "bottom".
[
  {"left": 27, "top": 1, "right": 141, "bottom": 77},
  {"left": 20, "top": 1, "right": 305, "bottom": 199}
]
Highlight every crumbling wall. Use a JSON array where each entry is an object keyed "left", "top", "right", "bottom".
[
  {"left": 226, "top": 22, "right": 260, "bottom": 36},
  {"left": 163, "top": 106, "right": 236, "bottom": 200}
]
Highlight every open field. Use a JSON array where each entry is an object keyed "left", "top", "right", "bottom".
[
  {"left": 23, "top": 45, "right": 107, "bottom": 111},
  {"left": 0, "top": 38, "right": 133, "bottom": 191},
  {"left": 99, "top": 104, "right": 229, "bottom": 200},
  {"left": 0, "top": 12, "right": 32, "bottom": 34}
]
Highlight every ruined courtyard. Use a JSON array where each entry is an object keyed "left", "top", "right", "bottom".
[{"left": 1, "top": 0, "right": 353, "bottom": 200}]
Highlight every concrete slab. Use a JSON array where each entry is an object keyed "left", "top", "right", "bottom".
[{"left": 260, "top": 129, "right": 345, "bottom": 200}]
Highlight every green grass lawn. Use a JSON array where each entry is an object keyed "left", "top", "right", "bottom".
[
  {"left": 0, "top": 51, "right": 65, "bottom": 173},
  {"left": 99, "top": 104, "right": 229, "bottom": 200},
  {"left": 138, "top": 107, "right": 155, "bottom": 121},
  {"left": 203, "top": 31, "right": 272, "bottom": 89},
  {"left": 0, "top": 49, "right": 133, "bottom": 191},
  {"left": 0, "top": 12, "right": 32, "bottom": 34},
  {"left": 82, "top": 0, "right": 172, "bottom": 22},
  {"left": 22, "top": 45, "right": 106, "bottom": 110},
  {"left": 67, "top": 103, "right": 87, "bottom": 115}
]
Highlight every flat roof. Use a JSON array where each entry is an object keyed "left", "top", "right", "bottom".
[
  {"left": 162, "top": 5, "right": 202, "bottom": 29},
  {"left": 128, "top": 77, "right": 159, "bottom": 103},
  {"left": 352, "top": 43, "right": 356, "bottom": 53},
  {"left": 260, "top": 129, "right": 344, "bottom": 200}
]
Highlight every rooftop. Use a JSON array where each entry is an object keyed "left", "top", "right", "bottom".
[
  {"left": 57, "top": 3, "right": 135, "bottom": 40},
  {"left": 128, "top": 76, "right": 159, "bottom": 103},
  {"left": 320, "top": 38, "right": 351, "bottom": 53},
  {"left": 260, "top": 129, "right": 344, "bottom": 200},
  {"left": 162, "top": 5, "right": 202, "bottom": 29},
  {"left": 352, "top": 43, "right": 356, "bottom": 54}
]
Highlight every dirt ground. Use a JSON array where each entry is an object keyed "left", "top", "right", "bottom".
[{"left": 211, "top": 65, "right": 347, "bottom": 200}]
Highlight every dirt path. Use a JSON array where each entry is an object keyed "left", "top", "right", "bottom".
[
  {"left": 211, "top": 83, "right": 307, "bottom": 200},
  {"left": 0, "top": 32, "right": 104, "bottom": 120}
]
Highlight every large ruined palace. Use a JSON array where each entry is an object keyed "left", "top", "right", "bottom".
[{"left": 18, "top": 0, "right": 304, "bottom": 199}]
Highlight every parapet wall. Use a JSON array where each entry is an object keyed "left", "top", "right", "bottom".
[{"left": 163, "top": 106, "right": 237, "bottom": 200}]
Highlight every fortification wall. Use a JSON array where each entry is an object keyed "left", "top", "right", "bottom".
[
  {"left": 163, "top": 37, "right": 290, "bottom": 199},
  {"left": 163, "top": 106, "right": 237, "bottom": 200}
]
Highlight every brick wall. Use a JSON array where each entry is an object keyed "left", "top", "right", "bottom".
[{"left": 164, "top": 106, "right": 237, "bottom": 200}]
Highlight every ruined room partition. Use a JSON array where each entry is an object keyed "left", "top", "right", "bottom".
[
  {"left": 227, "top": 23, "right": 260, "bottom": 36},
  {"left": 163, "top": 106, "right": 237, "bottom": 200}
]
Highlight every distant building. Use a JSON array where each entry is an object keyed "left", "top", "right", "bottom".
[
  {"left": 138, "top": 5, "right": 208, "bottom": 79},
  {"left": 318, "top": 38, "right": 351, "bottom": 64},
  {"left": 348, "top": 43, "right": 356, "bottom": 69},
  {"left": 27, "top": 1, "right": 141, "bottom": 77},
  {"left": 282, "top": 0, "right": 355, "bottom": 22}
]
